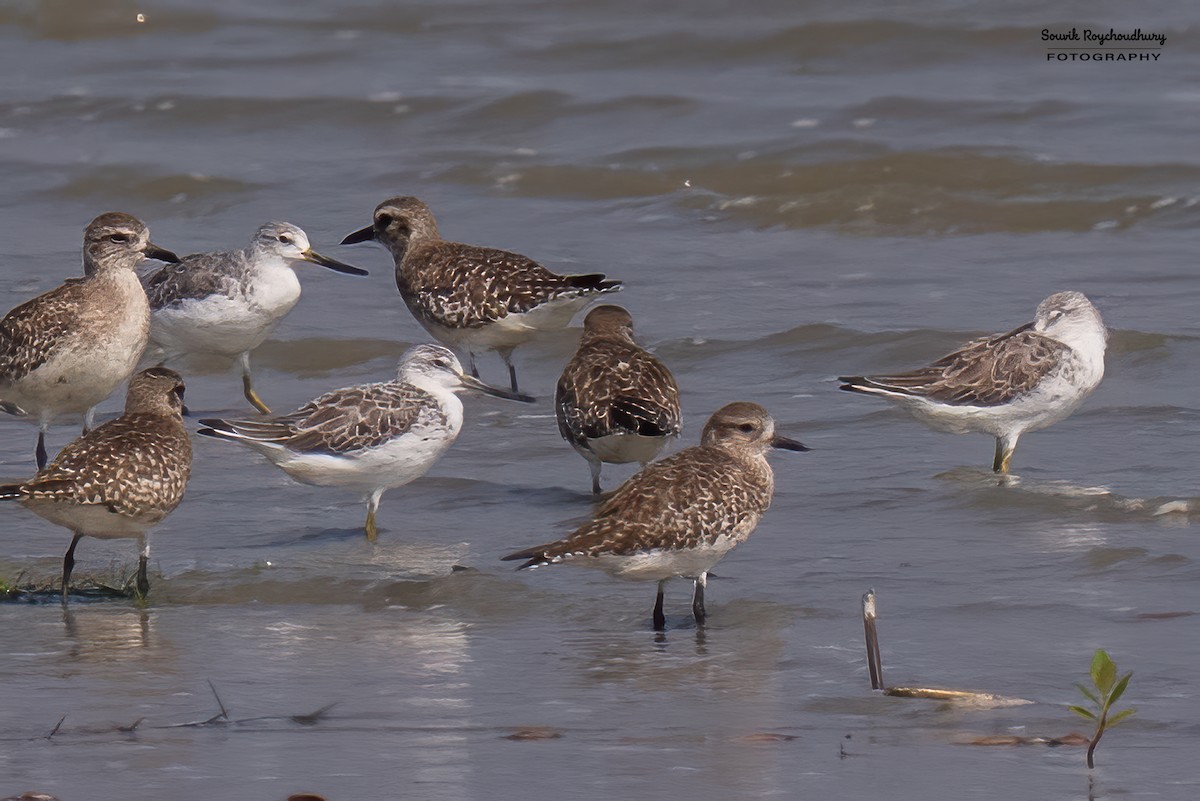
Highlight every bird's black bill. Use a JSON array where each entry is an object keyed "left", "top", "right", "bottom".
[
  {"left": 0, "top": 400, "right": 27, "bottom": 417},
  {"left": 458, "top": 374, "right": 535, "bottom": 403},
  {"left": 303, "top": 249, "right": 369, "bottom": 276},
  {"left": 144, "top": 243, "right": 181, "bottom": 264},
  {"left": 339, "top": 225, "right": 375, "bottom": 246},
  {"left": 771, "top": 435, "right": 809, "bottom": 452}
]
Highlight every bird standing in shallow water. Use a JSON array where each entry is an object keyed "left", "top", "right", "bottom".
[
  {"left": 142, "top": 222, "right": 367, "bottom": 415},
  {"left": 341, "top": 196, "right": 622, "bottom": 393},
  {"left": 0, "top": 213, "right": 179, "bottom": 470},
  {"left": 503, "top": 401, "right": 807, "bottom": 631},
  {"left": 839, "top": 291, "right": 1106, "bottom": 474},
  {"left": 555, "top": 305, "right": 681, "bottom": 494},
  {"left": 197, "top": 344, "right": 534, "bottom": 541},
  {"left": 0, "top": 368, "right": 192, "bottom": 599}
]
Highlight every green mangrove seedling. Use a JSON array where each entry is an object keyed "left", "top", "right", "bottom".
[{"left": 1069, "top": 649, "right": 1135, "bottom": 769}]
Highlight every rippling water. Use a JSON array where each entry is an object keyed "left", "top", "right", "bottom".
[{"left": 2, "top": 0, "right": 1199, "bottom": 798}]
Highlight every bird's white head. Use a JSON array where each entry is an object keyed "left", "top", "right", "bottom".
[
  {"left": 249, "top": 222, "right": 368, "bottom": 276},
  {"left": 397, "top": 344, "right": 534, "bottom": 403},
  {"left": 1033, "top": 291, "right": 1106, "bottom": 351},
  {"left": 251, "top": 222, "right": 312, "bottom": 262}
]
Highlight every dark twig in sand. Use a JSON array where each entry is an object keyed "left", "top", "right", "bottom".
[
  {"left": 45, "top": 715, "right": 66, "bottom": 740},
  {"left": 291, "top": 702, "right": 339, "bottom": 726},
  {"left": 207, "top": 680, "right": 230, "bottom": 721}
]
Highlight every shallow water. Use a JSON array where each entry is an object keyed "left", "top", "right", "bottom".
[{"left": 2, "top": 0, "right": 1199, "bottom": 798}]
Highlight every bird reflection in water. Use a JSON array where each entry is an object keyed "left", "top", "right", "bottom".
[{"left": 61, "top": 604, "right": 152, "bottom": 662}]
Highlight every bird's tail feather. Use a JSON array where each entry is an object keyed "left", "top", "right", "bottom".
[
  {"left": 566, "top": 274, "right": 623, "bottom": 294},
  {"left": 0, "top": 483, "right": 26, "bottom": 501},
  {"left": 500, "top": 545, "right": 555, "bottom": 570},
  {"left": 197, "top": 418, "right": 291, "bottom": 444}
]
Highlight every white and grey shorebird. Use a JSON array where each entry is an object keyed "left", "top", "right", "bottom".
[
  {"left": 0, "top": 368, "right": 192, "bottom": 599},
  {"left": 340, "top": 196, "right": 623, "bottom": 393},
  {"left": 556, "top": 305, "right": 681, "bottom": 494},
  {"left": 142, "top": 222, "right": 368, "bottom": 415},
  {"left": 0, "top": 212, "right": 180, "bottom": 470},
  {"left": 504, "top": 401, "right": 808, "bottom": 631},
  {"left": 839, "top": 291, "right": 1107, "bottom": 474},
  {"left": 197, "top": 344, "right": 534, "bottom": 541}
]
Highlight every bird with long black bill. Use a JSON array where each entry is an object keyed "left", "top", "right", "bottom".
[
  {"left": 198, "top": 344, "right": 534, "bottom": 541},
  {"left": 142, "top": 221, "right": 367, "bottom": 414}
]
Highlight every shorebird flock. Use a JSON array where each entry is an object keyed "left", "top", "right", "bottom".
[{"left": 0, "top": 200, "right": 1107, "bottom": 629}]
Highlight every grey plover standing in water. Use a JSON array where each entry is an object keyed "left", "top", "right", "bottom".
[
  {"left": 0, "top": 213, "right": 179, "bottom": 470},
  {"left": 340, "top": 196, "right": 622, "bottom": 393},
  {"left": 555, "top": 305, "right": 681, "bottom": 494},
  {"left": 503, "top": 402, "right": 807, "bottom": 630},
  {"left": 142, "top": 222, "right": 367, "bottom": 415},
  {"left": 839, "top": 291, "right": 1106, "bottom": 474},
  {"left": 0, "top": 368, "right": 192, "bottom": 599},
  {"left": 197, "top": 344, "right": 534, "bottom": 541}
]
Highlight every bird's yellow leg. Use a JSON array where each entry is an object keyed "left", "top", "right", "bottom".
[
  {"left": 364, "top": 490, "right": 383, "bottom": 542},
  {"left": 992, "top": 437, "right": 1016, "bottom": 474},
  {"left": 239, "top": 352, "right": 272, "bottom": 414},
  {"left": 242, "top": 373, "right": 272, "bottom": 415}
]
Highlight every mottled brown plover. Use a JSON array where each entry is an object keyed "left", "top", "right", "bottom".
[
  {"left": 340, "top": 196, "right": 622, "bottom": 393},
  {"left": 0, "top": 212, "right": 179, "bottom": 470},
  {"left": 503, "top": 401, "right": 807, "bottom": 630},
  {"left": 197, "top": 344, "right": 533, "bottom": 541},
  {"left": 0, "top": 367, "right": 192, "bottom": 598},
  {"left": 839, "top": 291, "right": 1106, "bottom": 474},
  {"left": 556, "top": 305, "right": 681, "bottom": 494},
  {"left": 142, "top": 222, "right": 367, "bottom": 415}
]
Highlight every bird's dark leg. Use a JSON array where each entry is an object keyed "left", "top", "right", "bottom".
[
  {"left": 499, "top": 348, "right": 519, "bottom": 393},
  {"left": 136, "top": 535, "right": 150, "bottom": 598},
  {"left": 653, "top": 579, "right": 667, "bottom": 631},
  {"left": 691, "top": 572, "right": 707, "bottom": 626},
  {"left": 589, "top": 459, "right": 602, "bottom": 496},
  {"left": 62, "top": 532, "right": 82, "bottom": 600},
  {"left": 36, "top": 428, "right": 48, "bottom": 472}
]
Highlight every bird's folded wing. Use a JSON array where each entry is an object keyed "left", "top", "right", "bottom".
[{"left": 847, "top": 329, "right": 1069, "bottom": 407}]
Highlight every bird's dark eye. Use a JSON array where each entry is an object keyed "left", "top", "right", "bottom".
[
  {"left": 433, "top": 359, "right": 450, "bottom": 369},
  {"left": 278, "top": 235, "right": 292, "bottom": 245},
  {"left": 737, "top": 423, "right": 755, "bottom": 432},
  {"left": 109, "top": 233, "right": 129, "bottom": 243},
  {"left": 376, "top": 214, "right": 392, "bottom": 227}
]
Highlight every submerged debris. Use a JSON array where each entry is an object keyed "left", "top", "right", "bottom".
[{"left": 503, "top": 726, "right": 563, "bottom": 741}]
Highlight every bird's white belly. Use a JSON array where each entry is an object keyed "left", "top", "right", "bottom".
[
  {"left": 423, "top": 295, "right": 592, "bottom": 352},
  {"left": 901, "top": 354, "right": 1103, "bottom": 438},
  {"left": 586, "top": 432, "right": 669, "bottom": 465},
  {"left": 151, "top": 277, "right": 299, "bottom": 359},
  {"left": 5, "top": 299, "right": 148, "bottom": 424},
  {"left": 24, "top": 500, "right": 150, "bottom": 537},
  {"left": 265, "top": 427, "right": 456, "bottom": 493},
  {"left": 592, "top": 534, "right": 741, "bottom": 581}
]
